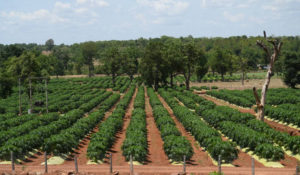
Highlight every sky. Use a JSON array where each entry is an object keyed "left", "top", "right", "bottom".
[{"left": 0, "top": 0, "right": 300, "bottom": 45}]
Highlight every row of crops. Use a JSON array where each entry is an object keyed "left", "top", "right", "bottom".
[
  {"left": 0, "top": 76, "right": 130, "bottom": 116},
  {"left": 207, "top": 88, "right": 300, "bottom": 127},
  {"left": 164, "top": 88, "right": 300, "bottom": 160},
  {"left": 0, "top": 76, "right": 298, "bottom": 166},
  {"left": 0, "top": 77, "right": 133, "bottom": 161}
]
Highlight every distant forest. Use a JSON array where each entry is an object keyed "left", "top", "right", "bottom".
[{"left": 1, "top": 35, "right": 300, "bottom": 97}]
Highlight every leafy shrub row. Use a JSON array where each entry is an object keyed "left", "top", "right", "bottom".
[
  {"left": 158, "top": 89, "right": 238, "bottom": 163},
  {"left": 42, "top": 92, "right": 119, "bottom": 155},
  {"left": 87, "top": 86, "right": 136, "bottom": 161},
  {"left": 122, "top": 87, "right": 148, "bottom": 162},
  {"left": 148, "top": 87, "right": 193, "bottom": 162}
]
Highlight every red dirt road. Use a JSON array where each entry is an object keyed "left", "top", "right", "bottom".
[{"left": 144, "top": 87, "right": 170, "bottom": 166}]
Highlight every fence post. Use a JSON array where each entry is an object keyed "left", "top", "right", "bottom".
[
  {"left": 252, "top": 157, "right": 255, "bottom": 175},
  {"left": 11, "top": 151, "right": 15, "bottom": 172},
  {"left": 130, "top": 155, "right": 133, "bottom": 175},
  {"left": 183, "top": 155, "right": 186, "bottom": 174},
  {"left": 44, "top": 152, "right": 48, "bottom": 173},
  {"left": 18, "top": 78, "right": 22, "bottom": 115},
  {"left": 74, "top": 156, "right": 78, "bottom": 173},
  {"left": 109, "top": 153, "right": 113, "bottom": 174},
  {"left": 218, "top": 154, "right": 221, "bottom": 174},
  {"left": 296, "top": 162, "right": 299, "bottom": 175}
]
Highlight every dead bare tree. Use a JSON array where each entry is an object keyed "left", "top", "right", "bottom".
[{"left": 253, "top": 31, "right": 283, "bottom": 121}]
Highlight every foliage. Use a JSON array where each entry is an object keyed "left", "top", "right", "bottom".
[{"left": 282, "top": 51, "right": 300, "bottom": 88}]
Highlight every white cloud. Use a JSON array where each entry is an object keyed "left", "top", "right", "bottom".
[
  {"left": 0, "top": 9, "right": 68, "bottom": 23},
  {"left": 137, "top": 0, "right": 189, "bottom": 15},
  {"left": 54, "top": 2, "right": 71, "bottom": 9},
  {"left": 76, "top": 0, "right": 109, "bottom": 7},
  {"left": 223, "top": 11, "right": 244, "bottom": 22},
  {"left": 74, "top": 8, "right": 88, "bottom": 14}
]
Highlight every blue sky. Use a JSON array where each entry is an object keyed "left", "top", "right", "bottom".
[{"left": 0, "top": 0, "right": 300, "bottom": 45}]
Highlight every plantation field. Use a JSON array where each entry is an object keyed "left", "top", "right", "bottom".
[{"left": 0, "top": 77, "right": 299, "bottom": 175}]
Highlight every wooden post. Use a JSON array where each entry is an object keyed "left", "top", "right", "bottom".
[
  {"left": 18, "top": 78, "right": 22, "bottom": 115},
  {"left": 296, "top": 161, "right": 299, "bottom": 175},
  {"left": 29, "top": 78, "right": 32, "bottom": 114},
  {"left": 11, "top": 151, "right": 15, "bottom": 172},
  {"left": 45, "top": 79, "right": 48, "bottom": 113},
  {"left": 218, "top": 154, "right": 221, "bottom": 174},
  {"left": 183, "top": 155, "right": 186, "bottom": 174},
  {"left": 44, "top": 152, "right": 48, "bottom": 173},
  {"left": 109, "top": 153, "right": 113, "bottom": 174},
  {"left": 130, "top": 155, "right": 133, "bottom": 175},
  {"left": 252, "top": 157, "right": 255, "bottom": 175},
  {"left": 74, "top": 156, "right": 78, "bottom": 173}
]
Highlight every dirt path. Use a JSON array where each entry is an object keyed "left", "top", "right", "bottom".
[
  {"left": 218, "top": 135, "right": 264, "bottom": 168},
  {"left": 174, "top": 96, "right": 265, "bottom": 168},
  {"left": 63, "top": 94, "right": 123, "bottom": 166},
  {"left": 157, "top": 94, "right": 214, "bottom": 167},
  {"left": 104, "top": 87, "right": 138, "bottom": 166},
  {"left": 0, "top": 165, "right": 297, "bottom": 175},
  {"left": 144, "top": 88, "right": 170, "bottom": 166},
  {"left": 200, "top": 94, "right": 300, "bottom": 136}
]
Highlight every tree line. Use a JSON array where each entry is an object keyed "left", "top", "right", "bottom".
[{"left": 1, "top": 35, "right": 300, "bottom": 98}]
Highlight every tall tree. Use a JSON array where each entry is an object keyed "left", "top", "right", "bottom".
[
  {"left": 253, "top": 31, "right": 283, "bottom": 121},
  {"left": 45, "top": 39, "right": 54, "bottom": 51},
  {"left": 162, "top": 38, "right": 183, "bottom": 86},
  {"left": 209, "top": 49, "right": 231, "bottom": 81},
  {"left": 195, "top": 49, "right": 208, "bottom": 82},
  {"left": 101, "top": 46, "right": 122, "bottom": 87},
  {"left": 81, "top": 41, "right": 97, "bottom": 77},
  {"left": 0, "top": 69, "right": 14, "bottom": 98},
  {"left": 282, "top": 51, "right": 300, "bottom": 88},
  {"left": 140, "top": 38, "right": 166, "bottom": 91},
  {"left": 122, "top": 47, "right": 139, "bottom": 82}
]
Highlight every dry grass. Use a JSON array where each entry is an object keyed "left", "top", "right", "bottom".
[{"left": 191, "top": 78, "right": 287, "bottom": 90}]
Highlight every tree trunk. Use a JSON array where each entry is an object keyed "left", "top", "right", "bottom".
[
  {"left": 242, "top": 71, "right": 245, "bottom": 85},
  {"left": 130, "top": 75, "right": 133, "bottom": 82},
  {"left": 112, "top": 73, "right": 116, "bottom": 87},
  {"left": 88, "top": 64, "right": 92, "bottom": 78},
  {"left": 154, "top": 69, "right": 159, "bottom": 91},
  {"left": 253, "top": 31, "right": 282, "bottom": 122},
  {"left": 185, "top": 77, "right": 190, "bottom": 90},
  {"left": 170, "top": 74, "right": 173, "bottom": 87},
  {"left": 221, "top": 73, "right": 224, "bottom": 81}
]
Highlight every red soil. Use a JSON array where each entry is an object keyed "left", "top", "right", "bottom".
[
  {"left": 0, "top": 165, "right": 297, "bottom": 175},
  {"left": 157, "top": 94, "right": 215, "bottom": 167},
  {"left": 104, "top": 87, "right": 138, "bottom": 166},
  {"left": 144, "top": 87, "right": 170, "bottom": 166}
]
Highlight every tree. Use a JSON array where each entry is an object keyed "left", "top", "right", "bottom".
[
  {"left": 231, "top": 55, "right": 249, "bottom": 85},
  {"left": 282, "top": 52, "right": 300, "bottom": 88},
  {"left": 140, "top": 38, "right": 166, "bottom": 91},
  {"left": 181, "top": 39, "right": 201, "bottom": 90},
  {"left": 122, "top": 47, "right": 139, "bottom": 82},
  {"left": 253, "top": 31, "right": 283, "bottom": 121},
  {"left": 195, "top": 49, "right": 208, "bottom": 82},
  {"left": 52, "top": 46, "right": 71, "bottom": 74},
  {"left": 101, "top": 46, "right": 122, "bottom": 87},
  {"left": 161, "top": 38, "right": 183, "bottom": 86},
  {"left": 209, "top": 49, "right": 231, "bottom": 81},
  {"left": 0, "top": 69, "right": 14, "bottom": 98},
  {"left": 81, "top": 42, "right": 97, "bottom": 77},
  {"left": 45, "top": 39, "right": 54, "bottom": 51}
]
